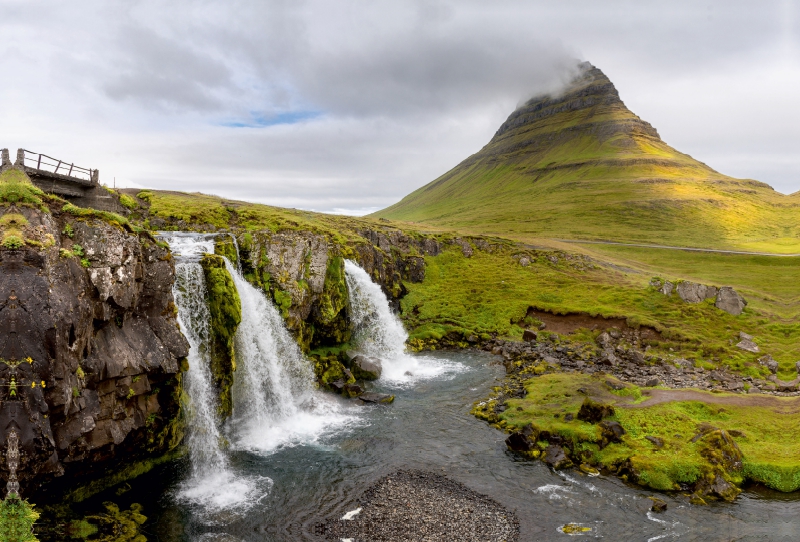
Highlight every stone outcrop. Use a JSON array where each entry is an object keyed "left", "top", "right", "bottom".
[
  {"left": 652, "top": 278, "right": 747, "bottom": 316},
  {"left": 715, "top": 287, "right": 747, "bottom": 316},
  {"left": 0, "top": 193, "right": 187, "bottom": 497}
]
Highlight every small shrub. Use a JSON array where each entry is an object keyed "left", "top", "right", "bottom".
[
  {"left": 62, "top": 223, "right": 74, "bottom": 238},
  {"left": 59, "top": 248, "right": 74, "bottom": 258},
  {"left": 2, "top": 235, "right": 23, "bottom": 250},
  {"left": 72, "top": 244, "right": 84, "bottom": 256}
]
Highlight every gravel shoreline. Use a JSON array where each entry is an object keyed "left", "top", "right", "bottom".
[{"left": 322, "top": 470, "right": 519, "bottom": 542}]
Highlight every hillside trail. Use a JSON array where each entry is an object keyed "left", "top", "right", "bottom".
[
  {"left": 629, "top": 389, "right": 800, "bottom": 412},
  {"left": 551, "top": 239, "right": 800, "bottom": 257}
]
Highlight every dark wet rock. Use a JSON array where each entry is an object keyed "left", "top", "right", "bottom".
[
  {"left": 715, "top": 286, "right": 747, "bottom": 316},
  {"left": 542, "top": 445, "right": 573, "bottom": 469},
  {"left": 649, "top": 497, "right": 668, "bottom": 513},
  {"left": 694, "top": 474, "right": 741, "bottom": 502},
  {"left": 350, "top": 355, "right": 382, "bottom": 380},
  {"left": 505, "top": 424, "right": 539, "bottom": 453},
  {"left": 645, "top": 436, "right": 664, "bottom": 448},
  {"left": 358, "top": 392, "right": 395, "bottom": 404},
  {"left": 522, "top": 329, "right": 538, "bottom": 342},
  {"left": 342, "top": 383, "right": 364, "bottom": 398},
  {"left": 645, "top": 378, "right": 660, "bottom": 387},
  {"left": 577, "top": 398, "right": 614, "bottom": 423},
  {"left": 564, "top": 413, "right": 574, "bottom": 421}
]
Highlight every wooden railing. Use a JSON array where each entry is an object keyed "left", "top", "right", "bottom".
[{"left": 18, "top": 149, "right": 96, "bottom": 184}]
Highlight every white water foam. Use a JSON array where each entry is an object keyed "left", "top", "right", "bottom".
[
  {"left": 225, "top": 258, "right": 358, "bottom": 454},
  {"left": 343, "top": 260, "right": 464, "bottom": 386},
  {"left": 168, "top": 236, "right": 269, "bottom": 516}
]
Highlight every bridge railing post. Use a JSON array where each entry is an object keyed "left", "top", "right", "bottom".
[
  {"left": 14, "top": 149, "right": 24, "bottom": 167},
  {"left": 1, "top": 149, "right": 9, "bottom": 169},
  {"left": 91, "top": 169, "right": 99, "bottom": 185}
]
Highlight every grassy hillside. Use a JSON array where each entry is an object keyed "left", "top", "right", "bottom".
[{"left": 375, "top": 63, "right": 800, "bottom": 252}]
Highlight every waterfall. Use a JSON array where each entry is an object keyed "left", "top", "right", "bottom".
[
  {"left": 224, "top": 259, "right": 355, "bottom": 454},
  {"left": 165, "top": 234, "right": 267, "bottom": 513},
  {"left": 344, "top": 260, "right": 464, "bottom": 385}
]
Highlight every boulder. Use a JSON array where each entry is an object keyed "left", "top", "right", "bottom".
[
  {"left": 505, "top": 424, "right": 539, "bottom": 453},
  {"left": 649, "top": 498, "right": 668, "bottom": 513},
  {"left": 758, "top": 355, "right": 779, "bottom": 374},
  {"left": 645, "top": 378, "right": 660, "bottom": 387},
  {"left": 522, "top": 329, "right": 538, "bottom": 342},
  {"left": 358, "top": 392, "right": 395, "bottom": 404},
  {"left": 659, "top": 281, "right": 674, "bottom": 296},
  {"left": 599, "top": 420, "right": 626, "bottom": 448},
  {"left": 715, "top": 287, "right": 747, "bottom": 316},
  {"left": 519, "top": 256, "right": 531, "bottom": 267},
  {"left": 350, "top": 355, "right": 382, "bottom": 380},
  {"left": 676, "top": 281, "right": 715, "bottom": 303},
  {"left": 342, "top": 383, "right": 364, "bottom": 398},
  {"left": 596, "top": 332, "right": 612, "bottom": 349},
  {"left": 576, "top": 398, "right": 614, "bottom": 423},
  {"left": 645, "top": 436, "right": 664, "bottom": 448},
  {"left": 736, "top": 339, "right": 759, "bottom": 353},
  {"left": 542, "top": 444, "right": 573, "bottom": 469}
]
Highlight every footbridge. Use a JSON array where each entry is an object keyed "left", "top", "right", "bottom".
[{"left": 1, "top": 148, "right": 123, "bottom": 212}]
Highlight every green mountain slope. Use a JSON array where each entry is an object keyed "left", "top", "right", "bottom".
[{"left": 375, "top": 63, "right": 800, "bottom": 252}]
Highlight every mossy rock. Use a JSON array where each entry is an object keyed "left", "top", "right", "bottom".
[{"left": 200, "top": 254, "right": 242, "bottom": 418}]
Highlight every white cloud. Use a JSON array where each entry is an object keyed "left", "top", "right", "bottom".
[{"left": 1, "top": 0, "right": 798, "bottom": 211}]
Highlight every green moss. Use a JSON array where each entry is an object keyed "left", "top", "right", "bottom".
[
  {"left": 0, "top": 494, "right": 39, "bottom": 542},
  {"left": 0, "top": 168, "right": 45, "bottom": 209},
  {"left": 118, "top": 193, "right": 138, "bottom": 210},
  {"left": 490, "top": 372, "right": 800, "bottom": 494},
  {"left": 214, "top": 236, "right": 239, "bottom": 266},
  {"left": 272, "top": 288, "right": 292, "bottom": 319},
  {"left": 200, "top": 254, "right": 242, "bottom": 418}
]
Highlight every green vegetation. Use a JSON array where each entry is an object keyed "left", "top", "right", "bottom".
[
  {"left": 199, "top": 254, "right": 242, "bottom": 417},
  {"left": 401, "top": 244, "right": 796, "bottom": 373},
  {"left": 0, "top": 494, "right": 39, "bottom": 542},
  {"left": 118, "top": 193, "right": 138, "bottom": 211},
  {"left": 374, "top": 67, "right": 800, "bottom": 253},
  {"left": 480, "top": 372, "right": 800, "bottom": 494},
  {"left": 0, "top": 168, "right": 46, "bottom": 210}
]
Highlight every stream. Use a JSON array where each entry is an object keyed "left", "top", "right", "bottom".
[{"left": 63, "top": 234, "right": 800, "bottom": 541}]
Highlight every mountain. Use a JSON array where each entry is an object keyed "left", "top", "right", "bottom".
[{"left": 374, "top": 63, "right": 800, "bottom": 252}]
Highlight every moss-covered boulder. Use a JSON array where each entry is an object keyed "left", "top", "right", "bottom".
[{"left": 200, "top": 254, "right": 242, "bottom": 418}]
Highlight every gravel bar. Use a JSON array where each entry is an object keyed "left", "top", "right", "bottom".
[{"left": 322, "top": 469, "right": 519, "bottom": 542}]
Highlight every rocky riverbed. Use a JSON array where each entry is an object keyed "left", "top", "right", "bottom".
[
  {"left": 322, "top": 469, "right": 519, "bottom": 542},
  {"left": 483, "top": 327, "right": 800, "bottom": 397}
]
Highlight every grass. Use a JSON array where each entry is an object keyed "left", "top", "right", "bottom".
[
  {"left": 374, "top": 68, "right": 800, "bottom": 253},
  {"left": 401, "top": 244, "right": 799, "bottom": 374},
  {"left": 492, "top": 372, "right": 800, "bottom": 493}
]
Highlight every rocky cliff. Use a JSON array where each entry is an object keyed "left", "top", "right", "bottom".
[{"left": 0, "top": 168, "right": 188, "bottom": 498}]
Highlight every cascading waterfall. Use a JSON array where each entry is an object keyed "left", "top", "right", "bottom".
[
  {"left": 224, "top": 259, "right": 356, "bottom": 453},
  {"left": 344, "top": 259, "right": 464, "bottom": 384},
  {"left": 165, "top": 234, "right": 267, "bottom": 513}
]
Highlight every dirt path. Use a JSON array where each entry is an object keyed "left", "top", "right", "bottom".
[
  {"left": 552, "top": 238, "right": 800, "bottom": 257},
  {"left": 628, "top": 389, "right": 800, "bottom": 413}
]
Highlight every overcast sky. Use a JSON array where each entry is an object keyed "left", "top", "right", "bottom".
[{"left": 1, "top": 1, "right": 798, "bottom": 214}]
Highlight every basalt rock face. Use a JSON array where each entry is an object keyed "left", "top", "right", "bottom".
[
  {"left": 221, "top": 228, "right": 440, "bottom": 351},
  {"left": 0, "top": 204, "right": 187, "bottom": 497}
]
